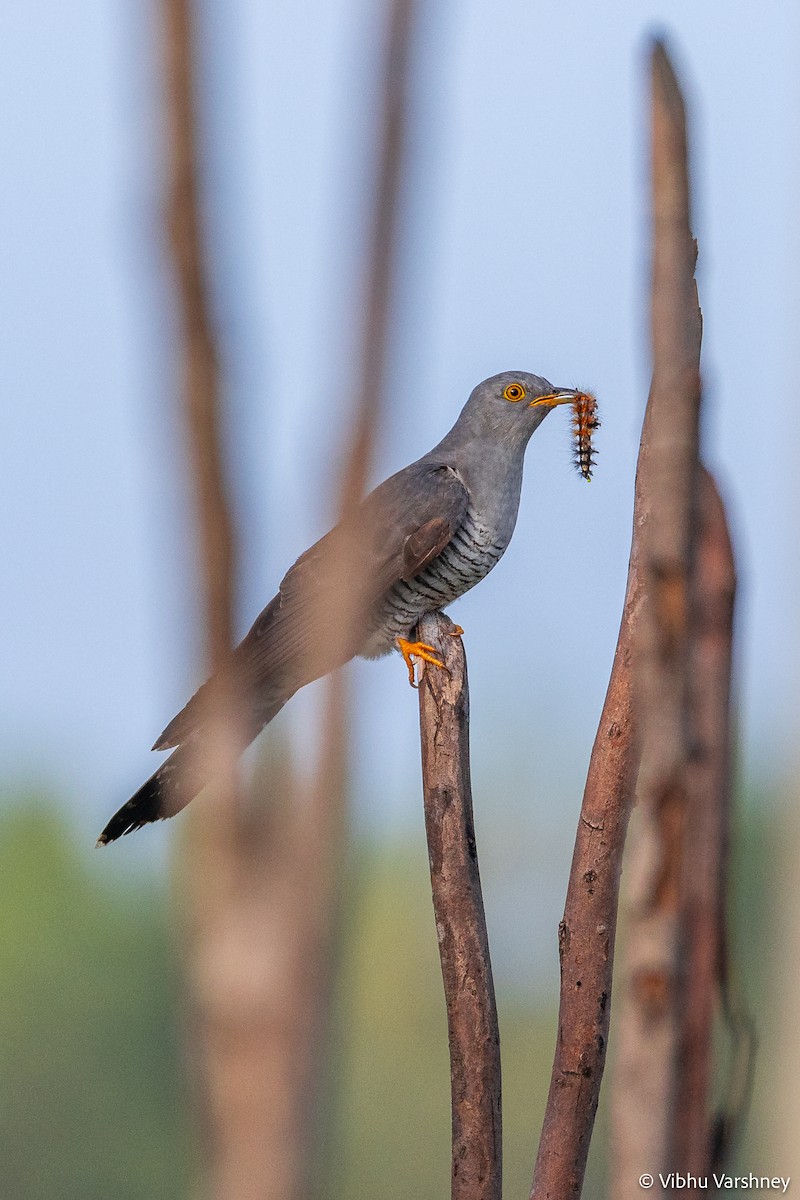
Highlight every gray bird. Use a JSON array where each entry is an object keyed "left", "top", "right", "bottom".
[{"left": 99, "top": 371, "right": 578, "bottom": 844}]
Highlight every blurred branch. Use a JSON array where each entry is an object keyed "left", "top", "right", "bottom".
[
  {"left": 166, "top": 0, "right": 420, "bottom": 1196},
  {"left": 296, "top": 0, "right": 420, "bottom": 1174},
  {"left": 164, "top": 0, "right": 236, "bottom": 679},
  {"left": 338, "top": 0, "right": 416, "bottom": 519},
  {"left": 673, "top": 467, "right": 741, "bottom": 1173},
  {"left": 416, "top": 612, "right": 502, "bottom": 1200},
  {"left": 611, "top": 41, "right": 706, "bottom": 1198},
  {"left": 162, "top": 0, "right": 242, "bottom": 839},
  {"left": 306, "top": 0, "right": 418, "bottom": 781},
  {"left": 160, "top": 1, "right": 271, "bottom": 1196}
]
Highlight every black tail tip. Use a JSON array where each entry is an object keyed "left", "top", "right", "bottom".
[{"left": 97, "top": 775, "right": 163, "bottom": 847}]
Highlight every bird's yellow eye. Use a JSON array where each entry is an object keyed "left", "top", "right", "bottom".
[{"left": 503, "top": 382, "right": 526, "bottom": 402}]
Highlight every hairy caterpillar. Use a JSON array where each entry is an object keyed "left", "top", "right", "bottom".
[{"left": 571, "top": 392, "right": 600, "bottom": 481}]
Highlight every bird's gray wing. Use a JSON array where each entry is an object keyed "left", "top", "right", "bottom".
[
  {"left": 154, "top": 462, "right": 468, "bottom": 749},
  {"left": 341, "top": 460, "right": 469, "bottom": 594}
]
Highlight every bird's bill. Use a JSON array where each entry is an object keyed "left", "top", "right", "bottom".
[{"left": 528, "top": 390, "right": 577, "bottom": 408}]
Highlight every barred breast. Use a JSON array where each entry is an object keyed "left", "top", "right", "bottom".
[{"left": 362, "top": 507, "right": 509, "bottom": 658}]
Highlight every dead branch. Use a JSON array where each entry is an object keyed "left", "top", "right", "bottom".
[
  {"left": 304, "top": 0, "right": 418, "bottom": 778},
  {"left": 163, "top": 0, "right": 239, "bottom": 748},
  {"left": 672, "top": 467, "right": 736, "bottom": 1172},
  {"left": 337, "top": 0, "right": 416, "bottom": 522},
  {"left": 416, "top": 611, "right": 502, "bottom": 1200},
  {"left": 293, "top": 0, "right": 420, "bottom": 1176},
  {"left": 169, "top": 0, "right": 419, "bottom": 1195},
  {"left": 531, "top": 39, "right": 715, "bottom": 1200},
  {"left": 160, "top": 2, "right": 273, "bottom": 1196},
  {"left": 611, "top": 41, "right": 705, "bottom": 1199},
  {"left": 160, "top": 0, "right": 244, "bottom": 871}
]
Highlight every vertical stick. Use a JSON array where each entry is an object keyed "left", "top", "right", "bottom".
[
  {"left": 303, "top": 0, "right": 418, "bottom": 882},
  {"left": 337, "top": 0, "right": 417, "bottom": 521},
  {"left": 162, "top": 0, "right": 238, "bottom": 718},
  {"left": 532, "top": 40, "right": 740, "bottom": 1200},
  {"left": 165, "top": 0, "right": 420, "bottom": 1194},
  {"left": 416, "top": 611, "right": 502, "bottom": 1200},
  {"left": 531, "top": 37, "right": 702, "bottom": 1198},
  {"left": 612, "top": 41, "right": 704, "bottom": 1198},
  {"left": 160, "top": 2, "right": 272, "bottom": 1195},
  {"left": 161, "top": 2, "right": 276, "bottom": 1192},
  {"left": 672, "top": 467, "right": 736, "bottom": 1171},
  {"left": 298, "top": 0, "right": 419, "bottom": 1172}
]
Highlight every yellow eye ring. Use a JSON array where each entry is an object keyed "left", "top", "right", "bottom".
[{"left": 503, "top": 382, "right": 526, "bottom": 402}]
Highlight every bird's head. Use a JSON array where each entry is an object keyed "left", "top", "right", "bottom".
[{"left": 457, "top": 371, "right": 578, "bottom": 448}]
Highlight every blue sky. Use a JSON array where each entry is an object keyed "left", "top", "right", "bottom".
[{"left": 2, "top": 1, "right": 799, "bottom": 856}]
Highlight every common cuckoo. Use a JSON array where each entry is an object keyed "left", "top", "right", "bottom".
[{"left": 99, "top": 371, "right": 580, "bottom": 844}]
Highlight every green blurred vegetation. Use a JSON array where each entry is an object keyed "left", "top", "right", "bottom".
[
  {"left": 0, "top": 793, "right": 778, "bottom": 1198},
  {"left": 0, "top": 802, "right": 193, "bottom": 1200},
  {"left": 327, "top": 842, "right": 603, "bottom": 1198}
]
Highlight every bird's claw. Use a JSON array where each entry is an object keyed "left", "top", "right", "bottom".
[{"left": 396, "top": 637, "right": 446, "bottom": 688}]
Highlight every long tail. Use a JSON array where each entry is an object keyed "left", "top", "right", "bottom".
[
  {"left": 99, "top": 568, "right": 356, "bottom": 845},
  {"left": 97, "top": 773, "right": 161, "bottom": 845},
  {"left": 97, "top": 745, "right": 196, "bottom": 845},
  {"left": 97, "top": 693, "right": 291, "bottom": 846}
]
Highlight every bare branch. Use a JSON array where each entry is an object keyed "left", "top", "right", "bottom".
[
  {"left": 416, "top": 611, "right": 502, "bottom": 1200},
  {"left": 672, "top": 467, "right": 736, "bottom": 1172},
  {"left": 306, "top": 0, "right": 418, "bottom": 731},
  {"left": 158, "top": 4, "right": 285, "bottom": 1197},
  {"left": 611, "top": 41, "right": 705, "bottom": 1197},
  {"left": 160, "top": 4, "right": 292, "bottom": 1193},
  {"left": 530, "top": 39, "right": 712, "bottom": 1200},
  {"left": 293, "top": 0, "right": 420, "bottom": 1173},
  {"left": 163, "top": 0, "right": 236, "bottom": 680},
  {"left": 338, "top": 0, "right": 416, "bottom": 521},
  {"left": 639, "top": 41, "right": 702, "bottom": 771},
  {"left": 177, "top": 1, "right": 419, "bottom": 1195}
]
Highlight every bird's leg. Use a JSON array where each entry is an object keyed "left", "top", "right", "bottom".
[
  {"left": 396, "top": 636, "right": 445, "bottom": 688},
  {"left": 449, "top": 624, "right": 464, "bottom": 637}
]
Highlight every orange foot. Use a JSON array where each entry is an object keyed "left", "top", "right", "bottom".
[
  {"left": 396, "top": 637, "right": 445, "bottom": 688},
  {"left": 449, "top": 624, "right": 464, "bottom": 637}
]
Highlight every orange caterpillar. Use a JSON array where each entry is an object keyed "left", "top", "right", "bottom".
[{"left": 571, "top": 392, "right": 600, "bottom": 481}]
